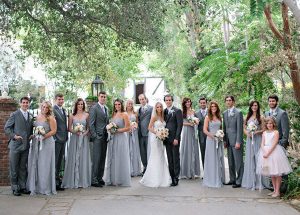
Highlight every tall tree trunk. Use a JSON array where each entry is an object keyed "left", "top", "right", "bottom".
[
  {"left": 283, "top": 0, "right": 300, "bottom": 25},
  {"left": 264, "top": 3, "right": 300, "bottom": 105}
]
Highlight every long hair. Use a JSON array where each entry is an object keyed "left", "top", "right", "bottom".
[
  {"left": 125, "top": 99, "right": 136, "bottom": 114},
  {"left": 112, "top": 98, "right": 125, "bottom": 116},
  {"left": 245, "top": 100, "right": 261, "bottom": 125},
  {"left": 264, "top": 116, "right": 277, "bottom": 130},
  {"left": 152, "top": 102, "right": 164, "bottom": 119},
  {"left": 207, "top": 101, "right": 221, "bottom": 121},
  {"left": 41, "top": 101, "right": 53, "bottom": 122},
  {"left": 73, "top": 98, "right": 86, "bottom": 116},
  {"left": 182, "top": 97, "right": 192, "bottom": 119}
]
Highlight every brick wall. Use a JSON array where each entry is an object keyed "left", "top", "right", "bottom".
[{"left": 0, "top": 98, "right": 18, "bottom": 186}]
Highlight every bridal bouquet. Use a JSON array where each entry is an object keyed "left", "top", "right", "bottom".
[
  {"left": 214, "top": 130, "right": 224, "bottom": 149},
  {"left": 34, "top": 126, "right": 46, "bottom": 150},
  {"left": 187, "top": 116, "right": 199, "bottom": 125},
  {"left": 73, "top": 123, "right": 85, "bottom": 133},
  {"left": 106, "top": 122, "right": 118, "bottom": 134},
  {"left": 155, "top": 127, "right": 169, "bottom": 141},
  {"left": 247, "top": 121, "right": 258, "bottom": 145}
]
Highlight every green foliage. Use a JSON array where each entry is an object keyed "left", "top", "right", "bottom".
[{"left": 284, "top": 167, "right": 300, "bottom": 199}]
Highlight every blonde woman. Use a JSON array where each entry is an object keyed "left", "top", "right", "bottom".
[{"left": 27, "top": 101, "right": 57, "bottom": 195}]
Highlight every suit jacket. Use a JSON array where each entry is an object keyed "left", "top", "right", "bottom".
[
  {"left": 89, "top": 103, "right": 109, "bottom": 141},
  {"left": 53, "top": 105, "right": 68, "bottom": 144},
  {"left": 138, "top": 105, "right": 153, "bottom": 137},
  {"left": 265, "top": 107, "right": 289, "bottom": 148},
  {"left": 223, "top": 107, "right": 244, "bottom": 146},
  {"left": 4, "top": 109, "right": 33, "bottom": 151},
  {"left": 164, "top": 106, "right": 183, "bottom": 144},
  {"left": 195, "top": 109, "right": 207, "bottom": 144}
]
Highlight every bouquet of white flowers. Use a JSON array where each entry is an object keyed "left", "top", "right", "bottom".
[
  {"left": 187, "top": 116, "right": 199, "bottom": 125},
  {"left": 34, "top": 126, "right": 46, "bottom": 136},
  {"left": 106, "top": 122, "right": 118, "bottom": 134},
  {"left": 155, "top": 127, "right": 169, "bottom": 141},
  {"left": 73, "top": 123, "right": 85, "bottom": 133},
  {"left": 34, "top": 126, "right": 46, "bottom": 150},
  {"left": 247, "top": 121, "right": 258, "bottom": 145},
  {"left": 214, "top": 130, "right": 224, "bottom": 149},
  {"left": 130, "top": 121, "right": 138, "bottom": 130}
]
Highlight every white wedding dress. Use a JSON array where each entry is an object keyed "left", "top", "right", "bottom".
[{"left": 140, "top": 120, "right": 171, "bottom": 187}]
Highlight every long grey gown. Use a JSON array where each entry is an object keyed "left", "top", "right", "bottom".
[
  {"left": 180, "top": 116, "right": 201, "bottom": 179},
  {"left": 27, "top": 121, "right": 56, "bottom": 195},
  {"left": 242, "top": 118, "right": 266, "bottom": 190},
  {"left": 104, "top": 117, "right": 131, "bottom": 186},
  {"left": 128, "top": 114, "right": 142, "bottom": 177},
  {"left": 62, "top": 118, "right": 92, "bottom": 188},
  {"left": 203, "top": 120, "right": 225, "bottom": 188}
]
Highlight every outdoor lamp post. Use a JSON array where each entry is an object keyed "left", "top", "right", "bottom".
[{"left": 91, "top": 75, "right": 104, "bottom": 97}]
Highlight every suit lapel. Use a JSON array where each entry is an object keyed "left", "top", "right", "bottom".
[
  {"left": 54, "top": 106, "right": 65, "bottom": 122},
  {"left": 165, "top": 107, "right": 173, "bottom": 123},
  {"left": 18, "top": 110, "right": 28, "bottom": 126}
]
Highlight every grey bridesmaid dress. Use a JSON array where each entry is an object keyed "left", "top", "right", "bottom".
[
  {"left": 104, "top": 117, "right": 131, "bottom": 186},
  {"left": 62, "top": 118, "right": 92, "bottom": 188},
  {"left": 27, "top": 121, "right": 56, "bottom": 195},
  {"left": 180, "top": 116, "right": 201, "bottom": 179},
  {"left": 203, "top": 120, "right": 225, "bottom": 188},
  {"left": 128, "top": 114, "right": 142, "bottom": 176}
]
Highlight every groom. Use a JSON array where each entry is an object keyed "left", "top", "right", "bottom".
[{"left": 163, "top": 94, "right": 183, "bottom": 186}]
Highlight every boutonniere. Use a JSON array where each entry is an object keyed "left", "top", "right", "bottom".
[
  {"left": 169, "top": 109, "right": 175, "bottom": 116},
  {"left": 229, "top": 111, "right": 235, "bottom": 117}
]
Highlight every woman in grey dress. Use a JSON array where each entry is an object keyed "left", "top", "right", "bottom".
[
  {"left": 104, "top": 99, "right": 131, "bottom": 186},
  {"left": 62, "top": 98, "right": 92, "bottom": 189},
  {"left": 203, "top": 101, "right": 225, "bottom": 188},
  {"left": 126, "top": 99, "right": 141, "bottom": 177},
  {"left": 27, "top": 101, "right": 57, "bottom": 195},
  {"left": 242, "top": 101, "right": 265, "bottom": 190},
  {"left": 180, "top": 97, "right": 201, "bottom": 179}
]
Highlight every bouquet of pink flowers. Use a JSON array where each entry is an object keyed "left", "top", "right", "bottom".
[
  {"left": 106, "top": 122, "right": 118, "bottom": 134},
  {"left": 214, "top": 130, "right": 224, "bottom": 149},
  {"left": 73, "top": 123, "right": 85, "bottom": 133},
  {"left": 187, "top": 116, "right": 199, "bottom": 125}
]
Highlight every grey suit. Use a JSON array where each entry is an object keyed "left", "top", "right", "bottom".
[
  {"left": 265, "top": 108, "right": 289, "bottom": 148},
  {"left": 53, "top": 105, "right": 68, "bottom": 186},
  {"left": 164, "top": 107, "right": 183, "bottom": 181},
  {"left": 89, "top": 103, "right": 109, "bottom": 185},
  {"left": 195, "top": 109, "right": 207, "bottom": 168},
  {"left": 137, "top": 105, "right": 153, "bottom": 170},
  {"left": 223, "top": 108, "right": 244, "bottom": 185},
  {"left": 4, "top": 109, "right": 33, "bottom": 192}
]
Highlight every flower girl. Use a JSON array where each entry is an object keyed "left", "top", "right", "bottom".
[{"left": 256, "top": 117, "right": 292, "bottom": 198}]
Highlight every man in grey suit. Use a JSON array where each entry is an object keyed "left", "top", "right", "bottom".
[
  {"left": 4, "top": 96, "right": 33, "bottom": 196},
  {"left": 137, "top": 94, "right": 153, "bottom": 174},
  {"left": 89, "top": 91, "right": 109, "bottom": 187},
  {"left": 163, "top": 94, "right": 183, "bottom": 186},
  {"left": 265, "top": 94, "right": 290, "bottom": 193},
  {"left": 53, "top": 93, "right": 68, "bottom": 190},
  {"left": 195, "top": 97, "right": 207, "bottom": 169},
  {"left": 223, "top": 95, "right": 244, "bottom": 188}
]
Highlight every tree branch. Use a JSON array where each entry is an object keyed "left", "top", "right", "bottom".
[
  {"left": 283, "top": 0, "right": 300, "bottom": 25},
  {"left": 264, "top": 4, "right": 284, "bottom": 43}
]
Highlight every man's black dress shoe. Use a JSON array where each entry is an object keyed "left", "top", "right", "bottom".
[
  {"left": 13, "top": 191, "right": 21, "bottom": 196},
  {"left": 91, "top": 183, "right": 103, "bottom": 187},
  {"left": 20, "top": 189, "right": 30, "bottom": 194},
  {"left": 99, "top": 180, "right": 105, "bottom": 186},
  {"left": 232, "top": 184, "right": 241, "bottom": 188},
  {"left": 56, "top": 186, "right": 65, "bottom": 191},
  {"left": 224, "top": 182, "right": 234, "bottom": 185}
]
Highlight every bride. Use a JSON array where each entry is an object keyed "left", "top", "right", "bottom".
[{"left": 140, "top": 102, "right": 171, "bottom": 187}]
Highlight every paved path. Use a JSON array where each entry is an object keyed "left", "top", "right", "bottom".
[{"left": 0, "top": 177, "right": 299, "bottom": 215}]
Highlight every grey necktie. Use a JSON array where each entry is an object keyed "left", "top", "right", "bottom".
[
  {"left": 101, "top": 106, "right": 105, "bottom": 114},
  {"left": 23, "top": 112, "right": 28, "bottom": 120},
  {"left": 201, "top": 110, "right": 205, "bottom": 116}
]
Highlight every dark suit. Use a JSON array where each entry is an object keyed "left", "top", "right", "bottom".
[
  {"left": 89, "top": 103, "right": 109, "bottom": 185},
  {"left": 163, "top": 106, "right": 183, "bottom": 182},
  {"left": 4, "top": 109, "right": 33, "bottom": 191},
  {"left": 195, "top": 109, "right": 207, "bottom": 168},
  {"left": 53, "top": 105, "right": 68, "bottom": 186}
]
